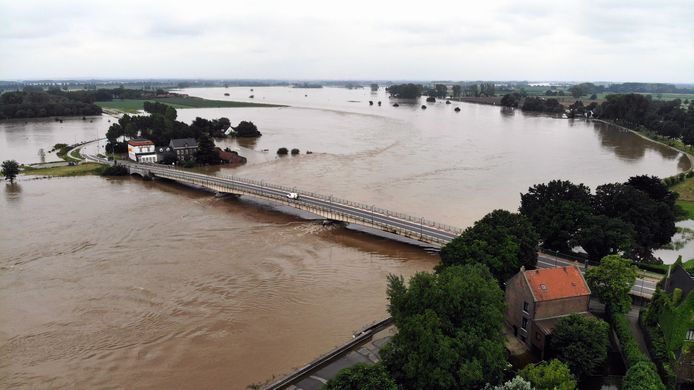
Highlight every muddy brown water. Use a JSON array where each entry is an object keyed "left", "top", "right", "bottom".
[{"left": 0, "top": 86, "right": 689, "bottom": 388}]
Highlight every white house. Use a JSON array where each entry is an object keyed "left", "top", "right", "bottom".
[{"left": 127, "top": 139, "right": 157, "bottom": 163}]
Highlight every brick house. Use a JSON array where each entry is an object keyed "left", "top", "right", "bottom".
[
  {"left": 169, "top": 138, "right": 198, "bottom": 161},
  {"left": 505, "top": 266, "right": 591, "bottom": 357}
]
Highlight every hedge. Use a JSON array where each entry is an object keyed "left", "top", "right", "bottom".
[{"left": 639, "top": 311, "right": 677, "bottom": 389}]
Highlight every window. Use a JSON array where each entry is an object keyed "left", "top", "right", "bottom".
[
  {"left": 521, "top": 317, "right": 528, "bottom": 330},
  {"left": 687, "top": 330, "right": 694, "bottom": 341},
  {"left": 523, "top": 301, "right": 529, "bottom": 313}
]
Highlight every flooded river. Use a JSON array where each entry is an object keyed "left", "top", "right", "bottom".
[{"left": 0, "top": 86, "right": 689, "bottom": 388}]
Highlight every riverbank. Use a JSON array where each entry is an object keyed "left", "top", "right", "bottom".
[{"left": 21, "top": 163, "right": 106, "bottom": 177}]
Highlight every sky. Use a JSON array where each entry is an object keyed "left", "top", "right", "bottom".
[{"left": 1, "top": 0, "right": 693, "bottom": 83}]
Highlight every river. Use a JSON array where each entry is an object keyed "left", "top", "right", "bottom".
[{"left": 0, "top": 86, "right": 689, "bottom": 388}]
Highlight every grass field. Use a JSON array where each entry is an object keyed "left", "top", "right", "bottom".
[
  {"left": 22, "top": 163, "right": 105, "bottom": 177},
  {"left": 97, "top": 97, "right": 283, "bottom": 113}
]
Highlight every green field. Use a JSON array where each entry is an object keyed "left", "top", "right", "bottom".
[
  {"left": 97, "top": 97, "right": 283, "bottom": 113},
  {"left": 22, "top": 163, "right": 105, "bottom": 177}
]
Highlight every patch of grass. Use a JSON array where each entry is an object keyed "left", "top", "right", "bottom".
[
  {"left": 677, "top": 200, "right": 694, "bottom": 220},
  {"left": 56, "top": 145, "right": 82, "bottom": 162},
  {"left": 97, "top": 97, "right": 283, "bottom": 113},
  {"left": 673, "top": 180, "right": 694, "bottom": 202},
  {"left": 22, "top": 163, "right": 105, "bottom": 177}
]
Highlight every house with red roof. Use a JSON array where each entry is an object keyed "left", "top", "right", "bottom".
[
  {"left": 505, "top": 265, "right": 591, "bottom": 357},
  {"left": 127, "top": 139, "right": 156, "bottom": 163}
]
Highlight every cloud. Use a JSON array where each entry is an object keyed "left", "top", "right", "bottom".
[{"left": 0, "top": 0, "right": 692, "bottom": 82}]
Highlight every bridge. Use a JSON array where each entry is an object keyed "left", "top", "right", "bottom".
[
  {"left": 112, "top": 159, "right": 464, "bottom": 246},
  {"left": 85, "top": 156, "right": 658, "bottom": 299}
]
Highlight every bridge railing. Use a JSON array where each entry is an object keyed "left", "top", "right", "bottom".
[{"left": 118, "top": 161, "right": 464, "bottom": 238}]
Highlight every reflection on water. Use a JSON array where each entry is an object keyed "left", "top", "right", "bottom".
[{"left": 3, "top": 182, "right": 21, "bottom": 201}]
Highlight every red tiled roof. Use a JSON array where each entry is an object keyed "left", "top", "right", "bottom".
[
  {"left": 524, "top": 266, "right": 590, "bottom": 301},
  {"left": 128, "top": 140, "right": 154, "bottom": 146}
]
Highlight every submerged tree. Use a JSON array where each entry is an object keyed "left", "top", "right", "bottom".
[{"left": 1, "top": 160, "right": 19, "bottom": 183}]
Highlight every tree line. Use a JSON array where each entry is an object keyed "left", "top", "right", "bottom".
[{"left": 0, "top": 89, "right": 102, "bottom": 119}]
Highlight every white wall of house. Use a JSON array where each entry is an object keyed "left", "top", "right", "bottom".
[
  {"left": 137, "top": 154, "right": 157, "bottom": 163},
  {"left": 128, "top": 144, "right": 154, "bottom": 161}
]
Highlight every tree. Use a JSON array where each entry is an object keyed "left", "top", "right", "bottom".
[
  {"left": 439, "top": 210, "right": 538, "bottom": 282},
  {"left": 550, "top": 314, "right": 609, "bottom": 378},
  {"left": 519, "top": 180, "right": 592, "bottom": 252},
  {"left": 625, "top": 175, "right": 677, "bottom": 207},
  {"left": 381, "top": 264, "right": 506, "bottom": 389},
  {"left": 585, "top": 255, "right": 637, "bottom": 314},
  {"left": 622, "top": 361, "right": 664, "bottom": 390},
  {"left": 593, "top": 183, "right": 676, "bottom": 261},
  {"left": 434, "top": 84, "right": 448, "bottom": 98},
  {"left": 574, "top": 215, "right": 634, "bottom": 261},
  {"left": 234, "top": 121, "right": 261, "bottom": 137},
  {"left": 277, "top": 147, "right": 288, "bottom": 155},
  {"left": 324, "top": 363, "right": 396, "bottom": 390},
  {"left": 1, "top": 160, "right": 20, "bottom": 183},
  {"left": 386, "top": 84, "right": 423, "bottom": 99},
  {"left": 195, "top": 134, "right": 219, "bottom": 165},
  {"left": 518, "top": 359, "right": 577, "bottom": 390},
  {"left": 370, "top": 83, "right": 379, "bottom": 92},
  {"left": 501, "top": 93, "right": 520, "bottom": 108},
  {"left": 452, "top": 85, "right": 462, "bottom": 98},
  {"left": 569, "top": 85, "right": 586, "bottom": 98}
]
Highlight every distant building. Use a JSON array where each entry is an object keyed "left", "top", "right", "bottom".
[
  {"left": 505, "top": 266, "right": 591, "bottom": 358},
  {"left": 127, "top": 139, "right": 156, "bottom": 163},
  {"left": 169, "top": 138, "right": 198, "bottom": 161},
  {"left": 216, "top": 147, "right": 247, "bottom": 164}
]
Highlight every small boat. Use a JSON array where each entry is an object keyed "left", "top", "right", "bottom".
[
  {"left": 224, "top": 93, "right": 230, "bottom": 96},
  {"left": 249, "top": 95, "right": 254, "bottom": 98}
]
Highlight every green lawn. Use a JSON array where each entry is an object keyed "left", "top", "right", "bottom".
[
  {"left": 22, "top": 163, "right": 105, "bottom": 177},
  {"left": 677, "top": 200, "right": 694, "bottom": 220},
  {"left": 97, "top": 97, "right": 283, "bottom": 113}
]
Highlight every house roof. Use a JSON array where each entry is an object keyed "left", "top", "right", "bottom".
[
  {"left": 524, "top": 266, "right": 590, "bottom": 302},
  {"left": 169, "top": 138, "right": 198, "bottom": 148},
  {"left": 128, "top": 139, "right": 154, "bottom": 146}
]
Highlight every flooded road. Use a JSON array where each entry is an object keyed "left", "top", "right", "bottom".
[{"left": 0, "top": 86, "right": 689, "bottom": 388}]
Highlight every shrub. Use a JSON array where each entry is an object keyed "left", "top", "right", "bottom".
[
  {"left": 640, "top": 311, "right": 678, "bottom": 388},
  {"left": 323, "top": 362, "right": 396, "bottom": 390},
  {"left": 183, "top": 160, "right": 195, "bottom": 168},
  {"left": 609, "top": 310, "right": 649, "bottom": 368},
  {"left": 518, "top": 359, "right": 577, "bottom": 390},
  {"left": 100, "top": 165, "right": 128, "bottom": 176},
  {"left": 291, "top": 148, "right": 300, "bottom": 155},
  {"left": 673, "top": 288, "right": 682, "bottom": 305},
  {"left": 622, "top": 361, "right": 665, "bottom": 390},
  {"left": 277, "top": 147, "right": 288, "bottom": 155}
]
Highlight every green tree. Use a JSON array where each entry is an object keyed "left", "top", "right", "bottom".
[
  {"left": 622, "top": 361, "right": 664, "bottom": 390},
  {"left": 519, "top": 180, "right": 592, "bottom": 252},
  {"left": 195, "top": 134, "right": 219, "bottom": 165},
  {"left": 593, "top": 183, "right": 676, "bottom": 261},
  {"left": 234, "top": 121, "right": 262, "bottom": 137},
  {"left": 574, "top": 215, "right": 634, "bottom": 261},
  {"left": 1, "top": 160, "right": 20, "bottom": 183},
  {"left": 518, "top": 359, "right": 577, "bottom": 390},
  {"left": 569, "top": 85, "right": 586, "bottom": 98},
  {"left": 585, "top": 255, "right": 637, "bottom": 314},
  {"left": 382, "top": 264, "right": 506, "bottom": 389},
  {"left": 439, "top": 209, "right": 538, "bottom": 282},
  {"left": 323, "top": 363, "right": 396, "bottom": 390},
  {"left": 452, "top": 85, "right": 462, "bottom": 98},
  {"left": 550, "top": 314, "right": 609, "bottom": 378}
]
